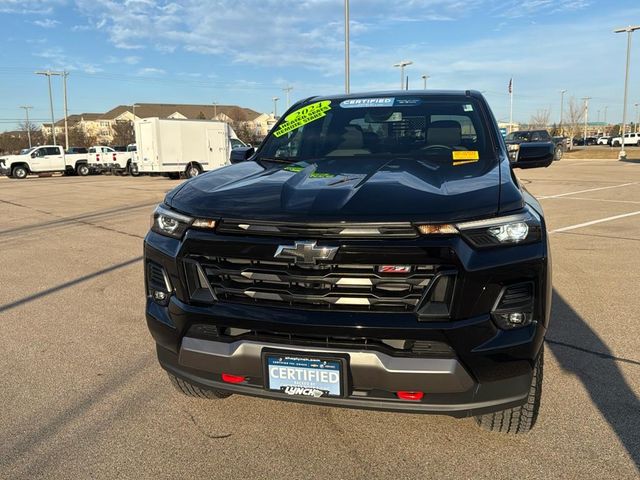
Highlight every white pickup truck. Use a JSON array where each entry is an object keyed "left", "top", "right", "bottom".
[
  {"left": 0, "top": 145, "right": 91, "bottom": 179},
  {"left": 86, "top": 145, "right": 135, "bottom": 174}
]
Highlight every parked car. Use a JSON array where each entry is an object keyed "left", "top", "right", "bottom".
[
  {"left": 0, "top": 145, "right": 90, "bottom": 178},
  {"left": 573, "top": 136, "right": 597, "bottom": 146},
  {"left": 505, "top": 129, "right": 564, "bottom": 160},
  {"left": 596, "top": 136, "right": 611, "bottom": 145},
  {"left": 611, "top": 132, "right": 640, "bottom": 147},
  {"left": 144, "top": 90, "right": 554, "bottom": 434},
  {"left": 66, "top": 146, "right": 88, "bottom": 154}
]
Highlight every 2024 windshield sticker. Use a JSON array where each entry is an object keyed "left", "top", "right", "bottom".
[{"left": 273, "top": 100, "right": 332, "bottom": 137}]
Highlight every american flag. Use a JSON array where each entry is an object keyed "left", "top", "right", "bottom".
[{"left": 508, "top": 78, "right": 513, "bottom": 94}]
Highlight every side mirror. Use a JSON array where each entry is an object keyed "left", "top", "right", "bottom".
[
  {"left": 230, "top": 146, "right": 255, "bottom": 164},
  {"left": 510, "top": 143, "right": 554, "bottom": 169}
]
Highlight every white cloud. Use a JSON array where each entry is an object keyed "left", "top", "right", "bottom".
[
  {"left": 0, "top": 0, "right": 64, "bottom": 14},
  {"left": 136, "top": 67, "right": 166, "bottom": 76},
  {"left": 33, "top": 18, "right": 60, "bottom": 28}
]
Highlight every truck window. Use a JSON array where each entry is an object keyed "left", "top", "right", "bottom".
[
  {"left": 44, "top": 147, "right": 60, "bottom": 156},
  {"left": 260, "top": 96, "right": 496, "bottom": 175}
]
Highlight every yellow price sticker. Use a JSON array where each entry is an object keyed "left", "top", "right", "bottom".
[
  {"left": 452, "top": 151, "right": 480, "bottom": 165},
  {"left": 273, "top": 100, "right": 332, "bottom": 137},
  {"left": 452, "top": 151, "right": 479, "bottom": 160}
]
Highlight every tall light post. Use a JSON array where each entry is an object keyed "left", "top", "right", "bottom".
[
  {"left": 635, "top": 103, "right": 639, "bottom": 133},
  {"left": 344, "top": 0, "right": 350, "bottom": 94},
  {"left": 35, "top": 70, "right": 57, "bottom": 145},
  {"left": 272, "top": 96, "right": 279, "bottom": 118},
  {"left": 60, "top": 71, "right": 69, "bottom": 150},
  {"left": 19, "top": 105, "right": 33, "bottom": 148},
  {"left": 421, "top": 74, "right": 430, "bottom": 89},
  {"left": 559, "top": 89, "right": 567, "bottom": 135},
  {"left": 283, "top": 86, "right": 293, "bottom": 108},
  {"left": 582, "top": 97, "right": 591, "bottom": 144},
  {"left": 393, "top": 60, "right": 412, "bottom": 90},
  {"left": 212, "top": 101, "right": 217, "bottom": 119},
  {"left": 614, "top": 25, "right": 640, "bottom": 159}
]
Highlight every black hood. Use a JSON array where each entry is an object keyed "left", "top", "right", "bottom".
[{"left": 167, "top": 157, "right": 515, "bottom": 223}]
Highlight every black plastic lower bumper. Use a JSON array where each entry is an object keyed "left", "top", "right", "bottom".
[{"left": 157, "top": 341, "right": 532, "bottom": 417}]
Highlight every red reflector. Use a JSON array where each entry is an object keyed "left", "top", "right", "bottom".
[
  {"left": 379, "top": 265, "right": 411, "bottom": 274},
  {"left": 221, "top": 373, "right": 245, "bottom": 384},
  {"left": 397, "top": 391, "right": 424, "bottom": 401}
]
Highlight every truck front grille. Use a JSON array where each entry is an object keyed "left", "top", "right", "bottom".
[{"left": 186, "top": 255, "right": 439, "bottom": 312}]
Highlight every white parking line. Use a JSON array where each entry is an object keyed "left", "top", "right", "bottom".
[
  {"left": 538, "top": 182, "right": 638, "bottom": 199},
  {"left": 564, "top": 197, "right": 640, "bottom": 205},
  {"left": 551, "top": 210, "right": 640, "bottom": 233}
]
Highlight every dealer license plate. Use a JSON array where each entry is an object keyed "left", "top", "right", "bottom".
[{"left": 265, "top": 354, "right": 343, "bottom": 398}]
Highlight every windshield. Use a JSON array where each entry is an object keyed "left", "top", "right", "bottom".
[
  {"left": 258, "top": 96, "right": 497, "bottom": 172},
  {"left": 505, "top": 132, "right": 529, "bottom": 141}
]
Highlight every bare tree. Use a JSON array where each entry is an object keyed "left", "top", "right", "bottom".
[
  {"left": 227, "top": 120, "right": 260, "bottom": 146},
  {"left": 111, "top": 120, "right": 135, "bottom": 146},
  {"left": 529, "top": 109, "right": 551, "bottom": 129},
  {"left": 566, "top": 97, "right": 585, "bottom": 140}
]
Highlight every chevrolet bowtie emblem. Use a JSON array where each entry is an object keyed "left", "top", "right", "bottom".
[{"left": 274, "top": 240, "right": 338, "bottom": 265}]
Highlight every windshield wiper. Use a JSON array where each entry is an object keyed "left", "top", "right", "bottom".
[{"left": 257, "top": 156, "right": 298, "bottom": 164}]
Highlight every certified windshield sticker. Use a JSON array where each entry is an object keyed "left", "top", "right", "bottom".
[
  {"left": 340, "top": 98, "right": 394, "bottom": 108},
  {"left": 452, "top": 150, "right": 479, "bottom": 165},
  {"left": 273, "top": 100, "right": 332, "bottom": 138}
]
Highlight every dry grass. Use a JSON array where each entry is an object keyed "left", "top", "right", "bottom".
[{"left": 564, "top": 147, "right": 640, "bottom": 160}]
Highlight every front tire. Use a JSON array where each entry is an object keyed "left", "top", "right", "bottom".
[
  {"left": 167, "top": 373, "right": 231, "bottom": 399},
  {"left": 475, "top": 347, "right": 544, "bottom": 434},
  {"left": 185, "top": 163, "right": 202, "bottom": 179},
  {"left": 554, "top": 146, "right": 563, "bottom": 160},
  {"left": 76, "top": 164, "right": 90, "bottom": 176},
  {"left": 12, "top": 165, "right": 28, "bottom": 179}
]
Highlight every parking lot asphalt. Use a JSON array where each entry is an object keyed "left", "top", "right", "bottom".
[{"left": 0, "top": 160, "right": 638, "bottom": 480}]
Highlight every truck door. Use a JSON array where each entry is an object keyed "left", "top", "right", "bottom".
[
  {"left": 206, "top": 128, "right": 228, "bottom": 170},
  {"left": 45, "top": 146, "right": 65, "bottom": 170},
  {"left": 28, "top": 147, "right": 48, "bottom": 172}
]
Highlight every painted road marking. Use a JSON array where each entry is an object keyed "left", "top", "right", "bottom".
[
  {"left": 550, "top": 210, "right": 640, "bottom": 234},
  {"left": 538, "top": 182, "right": 638, "bottom": 199}
]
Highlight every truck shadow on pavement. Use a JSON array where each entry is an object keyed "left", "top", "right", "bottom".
[{"left": 547, "top": 290, "right": 640, "bottom": 468}]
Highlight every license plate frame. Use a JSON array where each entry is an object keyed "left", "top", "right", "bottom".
[{"left": 262, "top": 349, "right": 349, "bottom": 398}]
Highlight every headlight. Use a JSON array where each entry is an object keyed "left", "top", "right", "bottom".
[
  {"left": 151, "top": 205, "right": 216, "bottom": 239},
  {"left": 456, "top": 211, "right": 541, "bottom": 247},
  {"left": 415, "top": 210, "right": 542, "bottom": 248}
]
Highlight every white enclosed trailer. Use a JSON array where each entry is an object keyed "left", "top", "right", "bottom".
[{"left": 134, "top": 118, "right": 237, "bottom": 178}]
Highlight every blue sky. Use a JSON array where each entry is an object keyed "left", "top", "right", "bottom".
[{"left": 1, "top": 0, "right": 639, "bottom": 131}]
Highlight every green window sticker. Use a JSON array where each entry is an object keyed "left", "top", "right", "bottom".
[{"left": 273, "top": 100, "right": 332, "bottom": 137}]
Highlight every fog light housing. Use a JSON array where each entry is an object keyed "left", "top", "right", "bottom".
[
  {"left": 492, "top": 312, "right": 533, "bottom": 329},
  {"left": 153, "top": 290, "right": 167, "bottom": 302}
]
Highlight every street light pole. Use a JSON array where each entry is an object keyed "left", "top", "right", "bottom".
[
  {"left": 393, "top": 61, "right": 412, "bottom": 90},
  {"left": 272, "top": 96, "right": 279, "bottom": 118},
  {"left": 635, "top": 103, "right": 639, "bottom": 133},
  {"left": 35, "top": 70, "right": 57, "bottom": 145},
  {"left": 559, "top": 89, "right": 567, "bottom": 136},
  {"left": 283, "top": 86, "right": 293, "bottom": 108},
  {"left": 344, "top": 0, "right": 350, "bottom": 94},
  {"left": 212, "top": 101, "right": 217, "bottom": 119},
  {"left": 19, "top": 105, "right": 33, "bottom": 148},
  {"left": 614, "top": 25, "right": 640, "bottom": 159},
  {"left": 421, "top": 74, "right": 430, "bottom": 89},
  {"left": 61, "top": 71, "right": 69, "bottom": 150},
  {"left": 582, "top": 97, "right": 591, "bottom": 144}
]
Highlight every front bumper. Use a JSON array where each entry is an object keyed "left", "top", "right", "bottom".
[
  {"left": 157, "top": 336, "right": 533, "bottom": 416},
  {"left": 144, "top": 223, "right": 551, "bottom": 417}
]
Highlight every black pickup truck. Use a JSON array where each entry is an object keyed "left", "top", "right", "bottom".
[
  {"left": 505, "top": 129, "right": 565, "bottom": 160},
  {"left": 143, "top": 90, "right": 554, "bottom": 433}
]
